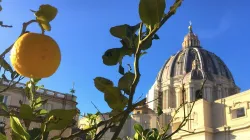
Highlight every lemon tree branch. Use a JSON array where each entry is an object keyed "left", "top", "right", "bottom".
[{"left": 0, "top": 20, "right": 37, "bottom": 58}]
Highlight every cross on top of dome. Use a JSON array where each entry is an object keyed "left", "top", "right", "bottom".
[{"left": 188, "top": 21, "right": 193, "bottom": 33}]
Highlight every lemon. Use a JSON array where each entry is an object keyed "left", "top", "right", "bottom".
[{"left": 10, "top": 33, "right": 61, "bottom": 78}]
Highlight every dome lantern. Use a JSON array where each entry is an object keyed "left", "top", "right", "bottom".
[{"left": 182, "top": 21, "right": 201, "bottom": 49}]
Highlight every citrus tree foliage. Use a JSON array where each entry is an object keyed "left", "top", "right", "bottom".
[
  {"left": 0, "top": 4, "right": 78, "bottom": 140},
  {"left": 0, "top": 0, "right": 189, "bottom": 140}
]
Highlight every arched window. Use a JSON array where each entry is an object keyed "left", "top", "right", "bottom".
[{"left": 195, "top": 90, "right": 202, "bottom": 100}]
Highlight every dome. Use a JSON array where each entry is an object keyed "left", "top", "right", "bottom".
[
  {"left": 147, "top": 23, "right": 239, "bottom": 112},
  {"left": 157, "top": 23, "right": 235, "bottom": 84}
]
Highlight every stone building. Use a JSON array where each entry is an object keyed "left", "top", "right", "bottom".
[
  {"left": 145, "top": 23, "right": 250, "bottom": 140},
  {"left": 0, "top": 79, "right": 79, "bottom": 139},
  {"left": 78, "top": 24, "right": 250, "bottom": 140}
]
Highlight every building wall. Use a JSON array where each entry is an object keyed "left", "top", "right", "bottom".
[
  {"left": 77, "top": 89, "right": 250, "bottom": 140},
  {"left": 0, "top": 80, "right": 78, "bottom": 140},
  {"left": 172, "top": 89, "right": 250, "bottom": 140}
]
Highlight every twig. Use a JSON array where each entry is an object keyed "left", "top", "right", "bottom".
[
  {"left": 0, "top": 19, "right": 37, "bottom": 58},
  {"left": 62, "top": 1, "right": 184, "bottom": 139},
  {"left": 59, "top": 122, "right": 76, "bottom": 137},
  {"left": 0, "top": 24, "right": 13, "bottom": 28},
  {"left": 91, "top": 101, "right": 106, "bottom": 121},
  {"left": 0, "top": 76, "right": 25, "bottom": 93},
  {"left": 180, "top": 129, "right": 195, "bottom": 134},
  {"left": 61, "top": 97, "right": 146, "bottom": 140},
  {"left": 94, "top": 122, "right": 114, "bottom": 140},
  {"left": 164, "top": 78, "right": 207, "bottom": 139},
  {"left": 110, "top": 22, "right": 144, "bottom": 140},
  {"left": 141, "top": 0, "right": 183, "bottom": 44},
  {"left": 134, "top": 93, "right": 144, "bottom": 103}
]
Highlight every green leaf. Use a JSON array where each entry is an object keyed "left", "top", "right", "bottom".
[
  {"left": 28, "top": 128, "right": 49, "bottom": 140},
  {"left": 35, "top": 85, "right": 44, "bottom": 91},
  {"left": 157, "top": 106, "right": 163, "bottom": 116},
  {"left": 102, "top": 48, "right": 122, "bottom": 66},
  {"left": 139, "top": 0, "right": 166, "bottom": 29},
  {"left": 34, "top": 97, "right": 41, "bottom": 106},
  {"left": 134, "top": 124, "right": 144, "bottom": 135},
  {"left": 153, "top": 34, "right": 160, "bottom": 40},
  {"left": 10, "top": 116, "right": 30, "bottom": 140},
  {"left": 28, "top": 128, "right": 40, "bottom": 140},
  {"left": 34, "top": 4, "right": 57, "bottom": 31},
  {"left": 0, "top": 102, "right": 8, "bottom": 112},
  {"left": 94, "top": 77, "right": 114, "bottom": 93},
  {"left": 0, "top": 58, "right": 13, "bottom": 73},
  {"left": 118, "top": 64, "right": 125, "bottom": 75},
  {"left": 120, "top": 47, "right": 134, "bottom": 57},
  {"left": 41, "top": 123, "right": 46, "bottom": 133},
  {"left": 109, "top": 110, "right": 124, "bottom": 122},
  {"left": 104, "top": 87, "right": 128, "bottom": 110},
  {"left": 134, "top": 35, "right": 153, "bottom": 50},
  {"left": 151, "top": 128, "right": 159, "bottom": 138},
  {"left": 38, "top": 21, "right": 51, "bottom": 31},
  {"left": 20, "top": 104, "right": 33, "bottom": 120},
  {"left": 46, "top": 109, "right": 78, "bottom": 131},
  {"left": 110, "top": 24, "right": 132, "bottom": 39},
  {"left": 24, "top": 86, "right": 32, "bottom": 100},
  {"left": 38, "top": 109, "right": 48, "bottom": 115},
  {"left": 35, "top": 4, "right": 58, "bottom": 22},
  {"left": 11, "top": 131, "right": 22, "bottom": 140},
  {"left": 34, "top": 97, "right": 47, "bottom": 109},
  {"left": 0, "top": 132, "right": 7, "bottom": 140},
  {"left": 130, "top": 23, "right": 141, "bottom": 34},
  {"left": 118, "top": 72, "right": 135, "bottom": 95},
  {"left": 143, "top": 129, "right": 151, "bottom": 137},
  {"left": 134, "top": 132, "right": 142, "bottom": 140},
  {"left": 109, "top": 109, "right": 123, "bottom": 118},
  {"left": 140, "top": 51, "right": 147, "bottom": 58},
  {"left": 120, "top": 37, "right": 132, "bottom": 49},
  {"left": 31, "top": 78, "right": 41, "bottom": 85},
  {"left": 170, "top": 0, "right": 183, "bottom": 15}
]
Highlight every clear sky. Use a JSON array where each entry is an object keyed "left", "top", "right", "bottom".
[{"left": 0, "top": 0, "right": 250, "bottom": 114}]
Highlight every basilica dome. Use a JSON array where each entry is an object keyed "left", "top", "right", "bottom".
[
  {"left": 147, "top": 23, "right": 239, "bottom": 112},
  {"left": 156, "top": 24, "right": 235, "bottom": 83}
]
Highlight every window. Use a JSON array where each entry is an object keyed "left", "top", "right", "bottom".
[
  {"left": 0, "top": 117, "right": 5, "bottom": 135},
  {"left": 0, "top": 95, "right": 7, "bottom": 104},
  {"left": 232, "top": 107, "right": 245, "bottom": 119},
  {"left": 236, "top": 108, "right": 245, "bottom": 118},
  {"left": 0, "top": 96, "right": 3, "bottom": 102}
]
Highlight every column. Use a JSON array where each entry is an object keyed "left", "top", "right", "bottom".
[
  {"left": 175, "top": 88, "right": 181, "bottom": 107},
  {"left": 218, "top": 87, "right": 222, "bottom": 99},
  {"left": 189, "top": 87, "right": 193, "bottom": 102},
  {"left": 163, "top": 90, "right": 166, "bottom": 110}
]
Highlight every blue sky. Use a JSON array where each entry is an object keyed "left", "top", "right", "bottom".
[{"left": 0, "top": 0, "right": 250, "bottom": 114}]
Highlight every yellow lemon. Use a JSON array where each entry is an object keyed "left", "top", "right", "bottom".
[{"left": 10, "top": 33, "right": 61, "bottom": 78}]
